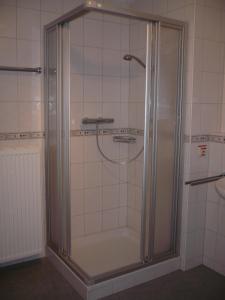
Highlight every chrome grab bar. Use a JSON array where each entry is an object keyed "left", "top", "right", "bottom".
[
  {"left": 185, "top": 173, "right": 225, "bottom": 186},
  {"left": 82, "top": 117, "right": 114, "bottom": 125}
]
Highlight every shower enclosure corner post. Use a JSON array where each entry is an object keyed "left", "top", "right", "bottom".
[
  {"left": 140, "top": 21, "right": 154, "bottom": 263},
  {"left": 61, "top": 22, "right": 71, "bottom": 258},
  {"left": 44, "top": 22, "right": 71, "bottom": 259},
  {"left": 173, "top": 24, "right": 186, "bottom": 257}
]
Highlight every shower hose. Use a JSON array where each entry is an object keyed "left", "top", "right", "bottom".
[{"left": 95, "top": 123, "right": 144, "bottom": 165}]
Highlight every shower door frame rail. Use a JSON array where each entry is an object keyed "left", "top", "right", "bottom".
[{"left": 44, "top": 0, "right": 185, "bottom": 285}]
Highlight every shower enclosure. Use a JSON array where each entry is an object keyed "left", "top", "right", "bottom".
[{"left": 44, "top": 0, "right": 184, "bottom": 294}]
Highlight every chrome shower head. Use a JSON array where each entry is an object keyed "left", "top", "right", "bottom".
[
  {"left": 123, "top": 54, "right": 146, "bottom": 69},
  {"left": 123, "top": 54, "right": 133, "bottom": 61}
]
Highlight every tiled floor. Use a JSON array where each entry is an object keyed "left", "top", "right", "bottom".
[{"left": 1, "top": 258, "right": 225, "bottom": 300}]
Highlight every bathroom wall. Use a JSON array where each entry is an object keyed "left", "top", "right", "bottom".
[
  {"left": 127, "top": 20, "right": 146, "bottom": 234},
  {"left": 69, "top": 11, "right": 131, "bottom": 239},
  {"left": 0, "top": 0, "right": 92, "bottom": 258},
  {"left": 203, "top": 141, "right": 225, "bottom": 275}
]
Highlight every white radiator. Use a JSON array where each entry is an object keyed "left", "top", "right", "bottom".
[{"left": 0, "top": 145, "right": 44, "bottom": 264}]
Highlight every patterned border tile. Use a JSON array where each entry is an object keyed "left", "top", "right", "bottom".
[
  {"left": 0, "top": 131, "right": 225, "bottom": 143},
  {"left": 191, "top": 135, "right": 209, "bottom": 143},
  {"left": 71, "top": 128, "right": 144, "bottom": 137},
  {"left": 0, "top": 131, "right": 45, "bottom": 141}
]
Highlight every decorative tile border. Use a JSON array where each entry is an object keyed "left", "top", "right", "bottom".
[
  {"left": 1, "top": 131, "right": 225, "bottom": 144},
  {"left": 190, "top": 134, "right": 225, "bottom": 144},
  {"left": 71, "top": 128, "right": 144, "bottom": 137},
  {"left": 0, "top": 131, "right": 45, "bottom": 141},
  {"left": 191, "top": 135, "right": 209, "bottom": 143}
]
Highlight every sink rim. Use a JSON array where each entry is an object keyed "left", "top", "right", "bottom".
[{"left": 215, "top": 177, "right": 225, "bottom": 199}]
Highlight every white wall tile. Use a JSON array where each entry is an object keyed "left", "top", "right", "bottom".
[
  {"left": 71, "top": 215, "right": 85, "bottom": 238},
  {"left": 102, "top": 185, "right": 119, "bottom": 210},
  {"left": 0, "top": 38, "right": 17, "bottom": 66},
  {"left": 215, "top": 235, "right": 225, "bottom": 264},
  {"left": 102, "top": 161, "right": 119, "bottom": 186},
  {"left": 70, "top": 45, "right": 84, "bottom": 74},
  {"left": 71, "top": 189, "right": 84, "bottom": 216},
  {"left": 70, "top": 17, "right": 83, "bottom": 46},
  {"left": 205, "top": 201, "right": 219, "bottom": 232},
  {"left": 85, "top": 212, "right": 102, "bottom": 234},
  {"left": 18, "top": 102, "right": 43, "bottom": 131},
  {"left": 84, "top": 18, "right": 103, "bottom": 48},
  {"left": 119, "top": 183, "right": 127, "bottom": 206},
  {"left": 41, "top": 0, "right": 63, "bottom": 13},
  {"left": 103, "top": 21, "right": 121, "bottom": 50},
  {"left": 17, "top": 8, "right": 41, "bottom": 41},
  {"left": 84, "top": 187, "right": 102, "bottom": 213},
  {"left": 102, "top": 76, "right": 120, "bottom": 102},
  {"left": 118, "top": 207, "right": 127, "bottom": 227},
  {"left": 70, "top": 102, "right": 83, "bottom": 129},
  {"left": 84, "top": 162, "right": 102, "bottom": 188},
  {"left": 103, "top": 49, "right": 121, "bottom": 77},
  {"left": 18, "top": 73, "right": 41, "bottom": 102},
  {"left": 0, "top": 6, "right": 16, "bottom": 38},
  {"left": 0, "top": 102, "right": 19, "bottom": 132},
  {"left": 0, "top": 72, "right": 17, "bottom": 101},
  {"left": 84, "top": 75, "right": 102, "bottom": 102},
  {"left": 204, "top": 229, "right": 216, "bottom": 259},
  {"left": 102, "top": 209, "right": 119, "bottom": 230},
  {"left": 84, "top": 136, "right": 101, "bottom": 162},
  {"left": 84, "top": 47, "right": 102, "bottom": 75},
  {"left": 17, "top": 40, "right": 40, "bottom": 67},
  {"left": 71, "top": 163, "right": 84, "bottom": 189},
  {"left": 203, "top": 41, "right": 224, "bottom": 73},
  {"left": 70, "top": 73, "right": 83, "bottom": 101},
  {"left": 70, "top": 137, "right": 84, "bottom": 163},
  {"left": 121, "top": 24, "right": 129, "bottom": 51},
  {"left": 18, "top": 0, "right": 41, "bottom": 10},
  {"left": 218, "top": 204, "right": 225, "bottom": 237}
]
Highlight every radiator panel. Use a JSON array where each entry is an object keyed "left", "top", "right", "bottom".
[{"left": 0, "top": 147, "right": 44, "bottom": 264}]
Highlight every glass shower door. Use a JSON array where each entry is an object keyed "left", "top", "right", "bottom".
[
  {"left": 45, "top": 25, "right": 69, "bottom": 257},
  {"left": 147, "top": 24, "right": 183, "bottom": 260},
  {"left": 44, "top": 4, "right": 184, "bottom": 284},
  {"left": 68, "top": 12, "right": 150, "bottom": 280}
]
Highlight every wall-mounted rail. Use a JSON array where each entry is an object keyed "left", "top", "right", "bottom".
[
  {"left": 185, "top": 173, "right": 225, "bottom": 186},
  {"left": 82, "top": 117, "right": 114, "bottom": 125},
  {"left": 0, "top": 66, "right": 42, "bottom": 74}
]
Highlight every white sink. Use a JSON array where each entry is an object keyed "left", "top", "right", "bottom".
[{"left": 215, "top": 177, "right": 225, "bottom": 200}]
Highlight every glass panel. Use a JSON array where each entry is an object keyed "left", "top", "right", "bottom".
[
  {"left": 69, "top": 11, "right": 147, "bottom": 278},
  {"left": 153, "top": 26, "right": 180, "bottom": 255},
  {"left": 46, "top": 28, "right": 61, "bottom": 250}
]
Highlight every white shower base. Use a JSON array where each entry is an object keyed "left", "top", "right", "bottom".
[{"left": 71, "top": 228, "right": 140, "bottom": 277}]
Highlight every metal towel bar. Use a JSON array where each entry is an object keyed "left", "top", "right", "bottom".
[
  {"left": 82, "top": 117, "right": 114, "bottom": 124},
  {"left": 0, "top": 66, "right": 42, "bottom": 73},
  {"left": 185, "top": 173, "right": 225, "bottom": 186}
]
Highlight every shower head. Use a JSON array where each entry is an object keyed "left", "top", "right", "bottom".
[{"left": 123, "top": 54, "right": 146, "bottom": 69}]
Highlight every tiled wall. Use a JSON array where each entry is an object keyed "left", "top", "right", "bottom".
[
  {"left": 127, "top": 20, "right": 146, "bottom": 234},
  {"left": 204, "top": 141, "right": 225, "bottom": 276},
  {"left": 70, "top": 11, "right": 132, "bottom": 239}
]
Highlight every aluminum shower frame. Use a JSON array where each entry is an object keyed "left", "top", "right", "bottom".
[{"left": 44, "top": 0, "right": 185, "bottom": 285}]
